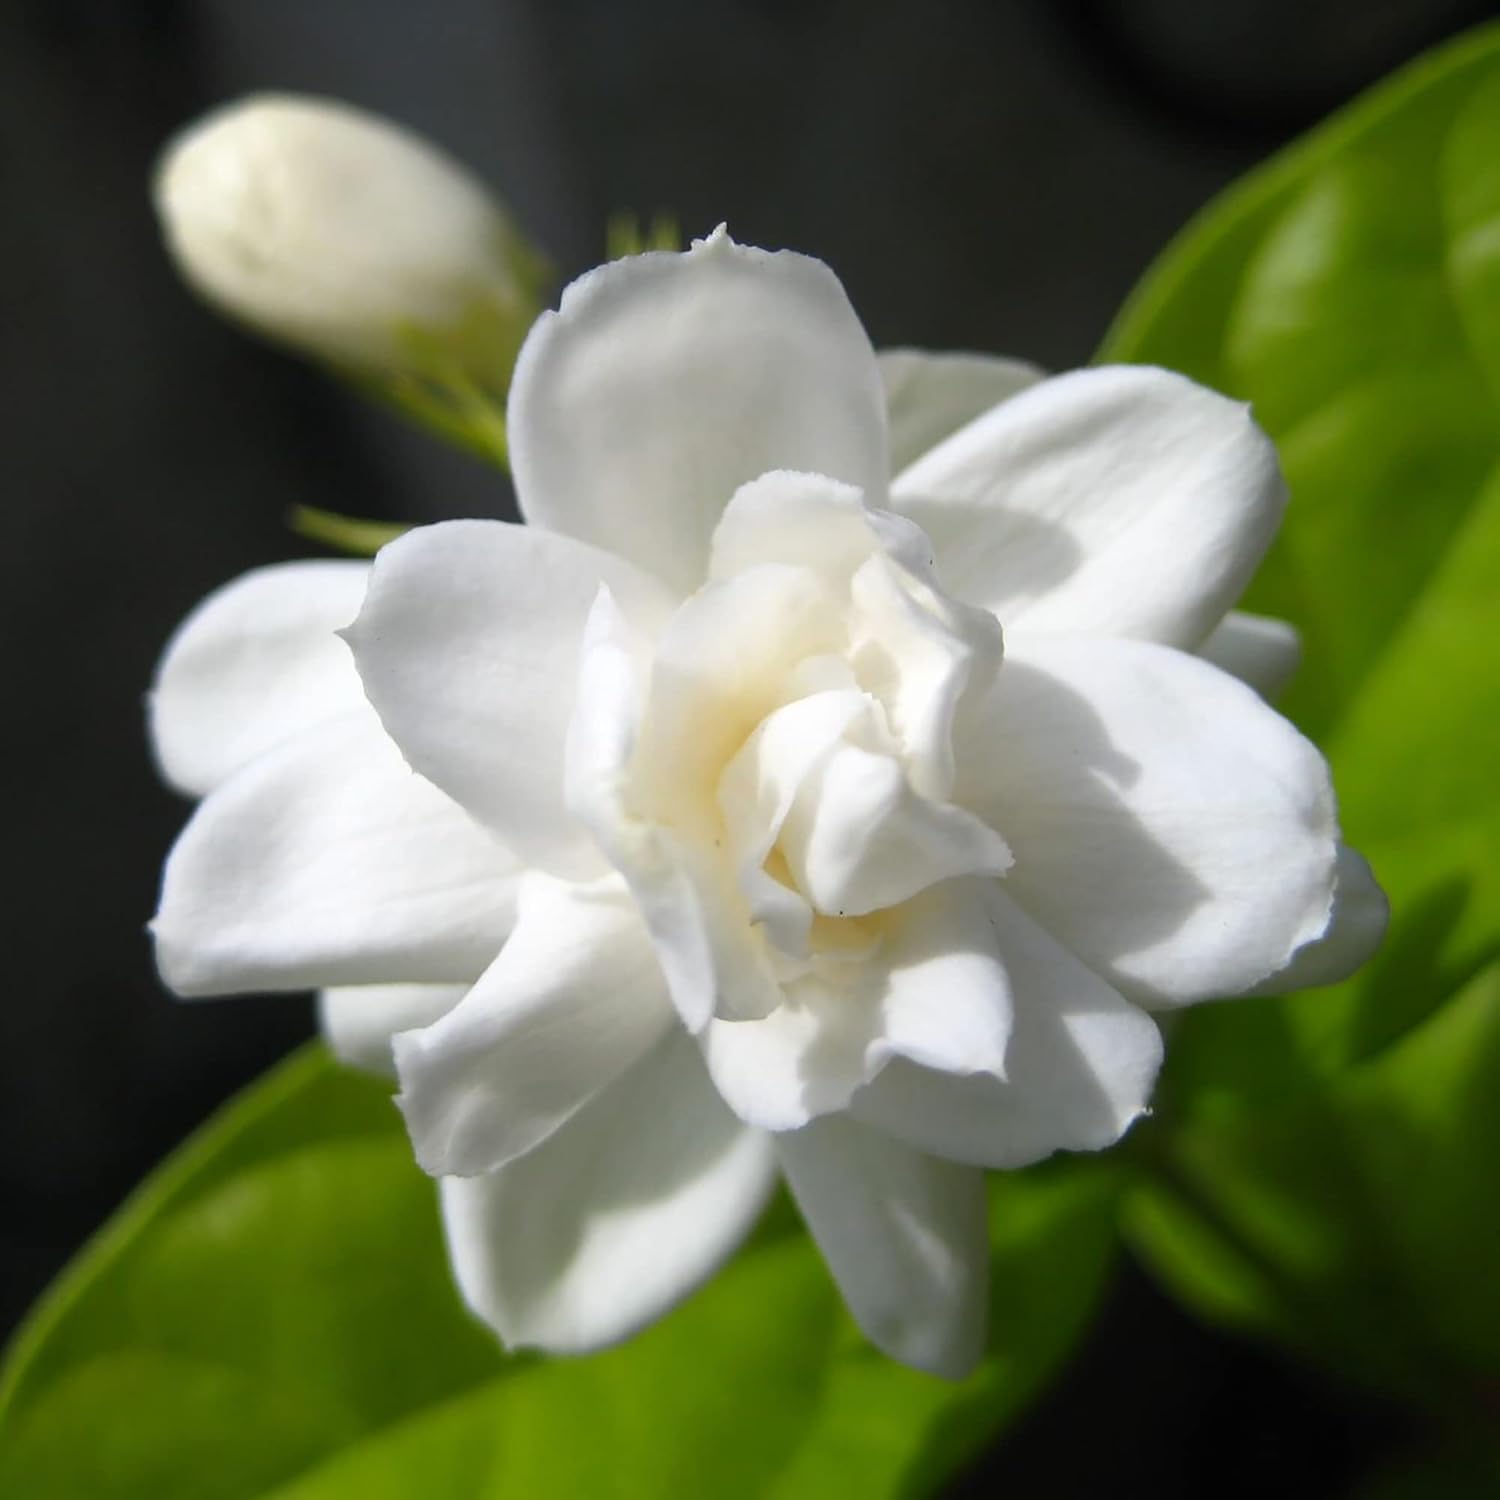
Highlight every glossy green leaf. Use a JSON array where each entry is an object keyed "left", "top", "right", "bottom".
[
  {"left": 0, "top": 1045, "right": 1120, "bottom": 1498},
  {"left": 1102, "top": 21, "right": 1500, "bottom": 1404},
  {"left": 1104, "top": 21, "right": 1500, "bottom": 1099},
  {"left": 1126, "top": 963, "right": 1500, "bottom": 1404}
]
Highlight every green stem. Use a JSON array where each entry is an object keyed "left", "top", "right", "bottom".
[{"left": 288, "top": 505, "right": 408, "bottom": 556}]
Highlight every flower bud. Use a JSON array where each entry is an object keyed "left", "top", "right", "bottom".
[{"left": 153, "top": 94, "right": 545, "bottom": 385}]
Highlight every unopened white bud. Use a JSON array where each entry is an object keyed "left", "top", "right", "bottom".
[{"left": 153, "top": 94, "right": 544, "bottom": 384}]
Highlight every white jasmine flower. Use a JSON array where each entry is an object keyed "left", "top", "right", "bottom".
[
  {"left": 150, "top": 230, "right": 1385, "bottom": 1378},
  {"left": 153, "top": 94, "right": 542, "bottom": 379}
]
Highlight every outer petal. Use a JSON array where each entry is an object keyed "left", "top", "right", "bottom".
[
  {"left": 776, "top": 1116, "right": 988, "bottom": 1378},
  {"left": 851, "top": 887, "right": 1163, "bottom": 1167},
  {"left": 891, "top": 366, "right": 1285, "bottom": 647},
  {"left": 344, "top": 519, "right": 674, "bottom": 878},
  {"left": 153, "top": 709, "right": 519, "bottom": 995},
  {"left": 150, "top": 560, "right": 371, "bottom": 796},
  {"left": 1252, "top": 845, "right": 1388, "bottom": 994},
  {"left": 880, "top": 348, "right": 1044, "bottom": 475},
  {"left": 394, "top": 875, "right": 674, "bottom": 1177},
  {"left": 955, "top": 635, "right": 1339, "bottom": 1007},
  {"left": 1198, "top": 610, "right": 1302, "bottom": 700},
  {"left": 319, "top": 984, "right": 466, "bottom": 1079},
  {"left": 439, "top": 1030, "right": 776, "bottom": 1354},
  {"left": 508, "top": 227, "right": 889, "bottom": 595}
]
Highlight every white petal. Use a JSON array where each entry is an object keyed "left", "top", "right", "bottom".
[
  {"left": 565, "top": 587, "right": 788, "bottom": 1030},
  {"left": 439, "top": 1030, "right": 776, "bottom": 1354},
  {"left": 845, "top": 548, "right": 1002, "bottom": 802},
  {"left": 344, "top": 519, "right": 674, "bottom": 878},
  {"left": 701, "top": 980, "right": 873, "bottom": 1132},
  {"left": 702, "top": 882, "right": 1013, "bottom": 1131},
  {"left": 851, "top": 886, "right": 1162, "bottom": 1167},
  {"left": 776, "top": 1116, "right": 988, "bottom": 1378},
  {"left": 892, "top": 366, "right": 1285, "bottom": 647},
  {"left": 630, "top": 560, "right": 845, "bottom": 817},
  {"left": 873, "top": 882, "right": 1015, "bottom": 1080},
  {"left": 150, "top": 560, "right": 371, "bottom": 797},
  {"left": 880, "top": 347, "right": 1044, "bottom": 475},
  {"left": 394, "top": 874, "right": 673, "bottom": 1177},
  {"left": 709, "top": 470, "right": 880, "bottom": 587},
  {"left": 580, "top": 565, "right": 862, "bottom": 1028},
  {"left": 781, "top": 737, "right": 1011, "bottom": 917},
  {"left": 955, "top": 635, "right": 1339, "bottom": 1007},
  {"left": 319, "top": 983, "right": 466, "bottom": 1079},
  {"left": 717, "top": 687, "right": 869, "bottom": 956},
  {"left": 508, "top": 227, "right": 889, "bottom": 594},
  {"left": 153, "top": 709, "right": 519, "bottom": 995},
  {"left": 709, "top": 466, "right": 942, "bottom": 587},
  {"left": 565, "top": 590, "right": 734, "bottom": 1026},
  {"left": 708, "top": 468, "right": 1004, "bottom": 801},
  {"left": 1252, "top": 845, "right": 1389, "bottom": 994},
  {"left": 1197, "top": 610, "right": 1302, "bottom": 700}
]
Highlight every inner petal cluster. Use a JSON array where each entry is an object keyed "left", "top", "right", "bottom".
[{"left": 566, "top": 468, "right": 1011, "bottom": 1031}]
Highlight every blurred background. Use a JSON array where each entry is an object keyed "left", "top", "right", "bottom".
[{"left": 1, "top": 1, "right": 1492, "bottom": 1492}]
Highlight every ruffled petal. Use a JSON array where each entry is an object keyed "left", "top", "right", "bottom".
[
  {"left": 1198, "top": 610, "right": 1302, "bottom": 700},
  {"left": 702, "top": 882, "right": 1013, "bottom": 1131},
  {"left": 153, "top": 709, "right": 519, "bottom": 995},
  {"left": 780, "top": 737, "right": 1012, "bottom": 917},
  {"left": 439, "top": 1030, "right": 776, "bottom": 1354},
  {"left": 149, "top": 560, "right": 371, "bottom": 797},
  {"left": 776, "top": 1115, "right": 988, "bottom": 1378},
  {"left": 319, "top": 983, "right": 466, "bottom": 1079},
  {"left": 708, "top": 470, "right": 876, "bottom": 587},
  {"left": 1252, "top": 845, "right": 1388, "bottom": 994},
  {"left": 707, "top": 468, "right": 1003, "bottom": 801},
  {"left": 879, "top": 347, "right": 1043, "bottom": 475},
  {"left": 344, "top": 519, "right": 674, "bottom": 878},
  {"left": 700, "top": 979, "right": 872, "bottom": 1132},
  {"left": 394, "top": 874, "right": 673, "bottom": 1177},
  {"left": 569, "top": 576, "right": 827, "bottom": 1029},
  {"left": 860, "top": 881, "right": 1014, "bottom": 1079},
  {"left": 508, "top": 227, "right": 888, "bottom": 595},
  {"left": 844, "top": 545, "right": 1003, "bottom": 802},
  {"left": 954, "top": 634, "right": 1339, "bottom": 1007},
  {"left": 891, "top": 366, "right": 1285, "bottom": 647},
  {"left": 717, "top": 687, "right": 869, "bottom": 957},
  {"left": 851, "top": 886, "right": 1162, "bottom": 1167}
]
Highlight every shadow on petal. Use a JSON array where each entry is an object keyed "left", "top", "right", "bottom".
[
  {"left": 894, "top": 492, "right": 1084, "bottom": 612},
  {"left": 956, "top": 654, "right": 1214, "bottom": 1002}
]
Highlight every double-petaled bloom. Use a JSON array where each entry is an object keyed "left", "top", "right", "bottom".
[{"left": 151, "top": 229, "right": 1385, "bottom": 1378}]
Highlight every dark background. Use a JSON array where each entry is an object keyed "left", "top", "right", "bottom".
[{"left": 2, "top": 1, "right": 1492, "bottom": 1493}]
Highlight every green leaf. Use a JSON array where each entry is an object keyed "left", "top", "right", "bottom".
[
  {"left": 1102, "top": 21, "right": 1500, "bottom": 1404},
  {"left": 0, "top": 1045, "right": 1120, "bottom": 1498},
  {"left": 1103, "top": 21, "right": 1500, "bottom": 1096},
  {"left": 1126, "top": 963, "right": 1500, "bottom": 1407}
]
